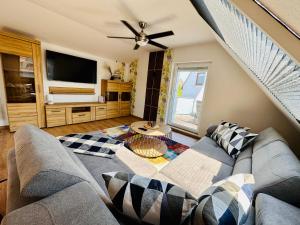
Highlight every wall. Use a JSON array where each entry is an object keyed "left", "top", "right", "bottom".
[
  {"left": 132, "top": 51, "right": 149, "bottom": 118},
  {"left": 42, "top": 42, "right": 128, "bottom": 103},
  {"left": 135, "top": 41, "right": 300, "bottom": 156}
]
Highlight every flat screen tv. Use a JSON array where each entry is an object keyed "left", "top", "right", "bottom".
[{"left": 46, "top": 50, "right": 97, "bottom": 84}]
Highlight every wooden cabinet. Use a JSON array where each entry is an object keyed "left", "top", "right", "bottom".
[
  {"left": 45, "top": 107, "right": 66, "bottom": 127},
  {"left": 45, "top": 102, "right": 107, "bottom": 127},
  {"left": 101, "top": 80, "right": 132, "bottom": 118},
  {"left": 7, "top": 103, "right": 38, "bottom": 131},
  {"left": 72, "top": 112, "right": 91, "bottom": 124},
  {"left": 95, "top": 105, "right": 107, "bottom": 120},
  {"left": 0, "top": 31, "right": 45, "bottom": 132}
]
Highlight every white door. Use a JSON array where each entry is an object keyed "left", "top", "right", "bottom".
[{"left": 167, "top": 63, "right": 208, "bottom": 133}]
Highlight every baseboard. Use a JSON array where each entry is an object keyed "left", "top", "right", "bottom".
[
  {"left": 131, "top": 115, "right": 143, "bottom": 120},
  {"left": 0, "top": 125, "right": 8, "bottom": 131},
  {"left": 171, "top": 126, "right": 201, "bottom": 139}
]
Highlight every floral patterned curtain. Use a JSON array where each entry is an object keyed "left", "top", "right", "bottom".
[
  {"left": 116, "top": 62, "right": 126, "bottom": 81},
  {"left": 157, "top": 49, "right": 173, "bottom": 123},
  {"left": 129, "top": 59, "right": 138, "bottom": 114}
]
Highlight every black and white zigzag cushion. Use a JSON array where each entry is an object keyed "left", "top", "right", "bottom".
[
  {"left": 210, "top": 122, "right": 237, "bottom": 143},
  {"left": 196, "top": 174, "right": 255, "bottom": 225},
  {"left": 102, "top": 172, "right": 198, "bottom": 225},
  {"left": 211, "top": 122, "right": 257, "bottom": 159},
  {"left": 223, "top": 127, "right": 257, "bottom": 158}
]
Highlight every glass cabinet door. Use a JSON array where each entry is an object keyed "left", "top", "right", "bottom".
[
  {"left": 121, "top": 92, "right": 131, "bottom": 101},
  {"left": 2, "top": 53, "right": 36, "bottom": 103},
  {"left": 106, "top": 91, "right": 119, "bottom": 101}
]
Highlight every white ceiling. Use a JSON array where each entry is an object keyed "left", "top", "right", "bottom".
[{"left": 0, "top": 0, "right": 215, "bottom": 61}]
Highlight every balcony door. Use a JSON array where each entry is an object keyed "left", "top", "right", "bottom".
[{"left": 167, "top": 63, "right": 208, "bottom": 134}]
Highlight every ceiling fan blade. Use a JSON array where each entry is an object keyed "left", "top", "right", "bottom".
[
  {"left": 107, "top": 36, "right": 135, "bottom": 39},
  {"left": 148, "top": 40, "right": 168, "bottom": 49},
  {"left": 134, "top": 44, "right": 140, "bottom": 50},
  {"left": 146, "top": 31, "right": 174, "bottom": 39},
  {"left": 121, "top": 20, "right": 140, "bottom": 36}
]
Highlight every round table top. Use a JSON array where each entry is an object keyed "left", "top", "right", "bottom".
[{"left": 130, "top": 121, "right": 171, "bottom": 136}]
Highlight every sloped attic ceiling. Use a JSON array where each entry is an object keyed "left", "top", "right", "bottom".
[
  {"left": 0, "top": 0, "right": 214, "bottom": 61},
  {"left": 191, "top": 0, "right": 300, "bottom": 129},
  {"left": 257, "top": 0, "right": 300, "bottom": 38}
]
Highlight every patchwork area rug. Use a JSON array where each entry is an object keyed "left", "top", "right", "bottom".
[{"left": 102, "top": 125, "right": 189, "bottom": 170}]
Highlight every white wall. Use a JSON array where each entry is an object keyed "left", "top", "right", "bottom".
[
  {"left": 132, "top": 51, "right": 149, "bottom": 118},
  {"left": 42, "top": 42, "right": 127, "bottom": 103}
]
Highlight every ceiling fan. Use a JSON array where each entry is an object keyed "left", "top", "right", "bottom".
[{"left": 107, "top": 20, "right": 174, "bottom": 50}]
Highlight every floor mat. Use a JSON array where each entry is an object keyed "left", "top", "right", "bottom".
[{"left": 102, "top": 125, "right": 189, "bottom": 170}]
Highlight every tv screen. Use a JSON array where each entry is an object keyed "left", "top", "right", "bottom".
[{"left": 46, "top": 50, "right": 97, "bottom": 84}]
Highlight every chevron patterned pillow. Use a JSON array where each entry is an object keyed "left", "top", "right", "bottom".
[
  {"left": 102, "top": 172, "right": 198, "bottom": 225},
  {"left": 196, "top": 174, "right": 255, "bottom": 225},
  {"left": 210, "top": 122, "right": 238, "bottom": 142},
  {"left": 211, "top": 122, "right": 258, "bottom": 159}
]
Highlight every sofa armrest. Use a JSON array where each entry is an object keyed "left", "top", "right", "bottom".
[
  {"left": 255, "top": 193, "right": 300, "bottom": 225},
  {"left": 2, "top": 181, "right": 120, "bottom": 225}
]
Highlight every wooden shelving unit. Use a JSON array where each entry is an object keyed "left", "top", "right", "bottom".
[
  {"left": 45, "top": 102, "right": 107, "bottom": 127},
  {"left": 0, "top": 31, "right": 45, "bottom": 132},
  {"left": 101, "top": 80, "right": 132, "bottom": 118}
]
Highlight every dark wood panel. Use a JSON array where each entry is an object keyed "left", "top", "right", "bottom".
[{"left": 143, "top": 51, "right": 164, "bottom": 121}]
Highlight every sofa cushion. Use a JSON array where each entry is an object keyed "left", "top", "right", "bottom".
[
  {"left": 191, "top": 136, "right": 235, "bottom": 167},
  {"left": 2, "top": 181, "right": 120, "bottom": 225},
  {"left": 102, "top": 171, "right": 197, "bottom": 225},
  {"left": 159, "top": 148, "right": 233, "bottom": 198},
  {"left": 193, "top": 174, "right": 255, "bottom": 225},
  {"left": 252, "top": 128, "right": 300, "bottom": 207},
  {"left": 14, "top": 125, "right": 89, "bottom": 197},
  {"left": 215, "top": 124, "right": 257, "bottom": 159},
  {"left": 253, "top": 127, "right": 286, "bottom": 152},
  {"left": 255, "top": 193, "right": 300, "bottom": 225},
  {"left": 64, "top": 147, "right": 111, "bottom": 204},
  {"left": 6, "top": 149, "right": 40, "bottom": 214},
  {"left": 210, "top": 121, "right": 237, "bottom": 143},
  {"left": 232, "top": 146, "right": 252, "bottom": 174}
]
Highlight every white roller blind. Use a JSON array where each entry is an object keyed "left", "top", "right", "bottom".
[{"left": 201, "top": 0, "right": 300, "bottom": 122}]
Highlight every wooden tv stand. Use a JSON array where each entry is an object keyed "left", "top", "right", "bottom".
[{"left": 45, "top": 102, "right": 108, "bottom": 127}]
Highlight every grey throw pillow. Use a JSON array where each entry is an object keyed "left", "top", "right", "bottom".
[
  {"left": 196, "top": 174, "right": 255, "bottom": 225},
  {"left": 102, "top": 171, "right": 198, "bottom": 225}
]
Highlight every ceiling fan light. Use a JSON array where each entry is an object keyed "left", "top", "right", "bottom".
[{"left": 136, "top": 39, "right": 148, "bottom": 46}]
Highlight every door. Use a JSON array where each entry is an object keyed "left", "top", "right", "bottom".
[{"left": 167, "top": 64, "right": 208, "bottom": 133}]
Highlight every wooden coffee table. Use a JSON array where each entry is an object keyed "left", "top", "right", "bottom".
[{"left": 128, "top": 121, "right": 171, "bottom": 158}]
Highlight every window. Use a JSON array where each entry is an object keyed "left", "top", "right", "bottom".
[{"left": 196, "top": 73, "right": 206, "bottom": 86}]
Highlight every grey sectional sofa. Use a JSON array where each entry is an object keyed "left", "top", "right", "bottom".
[{"left": 2, "top": 125, "right": 300, "bottom": 225}]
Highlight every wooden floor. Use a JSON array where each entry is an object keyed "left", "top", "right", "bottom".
[{"left": 0, "top": 116, "right": 197, "bottom": 216}]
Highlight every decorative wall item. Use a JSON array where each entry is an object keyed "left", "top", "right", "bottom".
[
  {"left": 103, "top": 63, "right": 113, "bottom": 79},
  {"left": 129, "top": 59, "right": 138, "bottom": 113},
  {"left": 157, "top": 49, "right": 173, "bottom": 123},
  {"left": 113, "top": 61, "right": 126, "bottom": 81}
]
